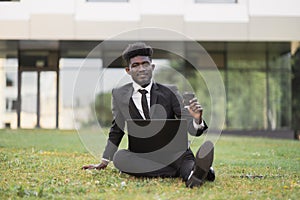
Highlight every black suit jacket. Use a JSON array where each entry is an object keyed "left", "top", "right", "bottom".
[{"left": 102, "top": 82, "right": 208, "bottom": 160}]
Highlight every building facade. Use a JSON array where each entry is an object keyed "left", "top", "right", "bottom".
[{"left": 0, "top": 0, "right": 299, "bottom": 135}]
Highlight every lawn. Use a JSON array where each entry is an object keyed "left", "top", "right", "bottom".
[{"left": 0, "top": 129, "right": 299, "bottom": 199}]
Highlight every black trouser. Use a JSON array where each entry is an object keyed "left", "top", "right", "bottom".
[{"left": 113, "top": 148, "right": 195, "bottom": 182}]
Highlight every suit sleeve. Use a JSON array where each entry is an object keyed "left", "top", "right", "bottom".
[
  {"left": 102, "top": 89, "right": 126, "bottom": 161},
  {"left": 170, "top": 86, "right": 208, "bottom": 137}
]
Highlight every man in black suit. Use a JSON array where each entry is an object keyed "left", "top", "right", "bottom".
[{"left": 82, "top": 42, "right": 215, "bottom": 188}]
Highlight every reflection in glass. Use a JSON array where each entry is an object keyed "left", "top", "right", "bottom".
[
  {"left": 59, "top": 58, "right": 103, "bottom": 129},
  {"left": 268, "top": 53, "right": 291, "bottom": 129},
  {"left": 227, "top": 70, "right": 267, "bottom": 130}
]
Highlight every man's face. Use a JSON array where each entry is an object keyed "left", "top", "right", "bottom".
[{"left": 126, "top": 56, "right": 155, "bottom": 86}]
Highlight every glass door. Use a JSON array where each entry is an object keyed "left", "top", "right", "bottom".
[
  {"left": 40, "top": 71, "right": 57, "bottom": 128},
  {"left": 20, "top": 71, "right": 57, "bottom": 128},
  {"left": 18, "top": 47, "right": 59, "bottom": 129},
  {"left": 20, "top": 72, "right": 37, "bottom": 128}
]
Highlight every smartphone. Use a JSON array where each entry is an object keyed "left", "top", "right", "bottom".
[{"left": 182, "top": 92, "right": 195, "bottom": 107}]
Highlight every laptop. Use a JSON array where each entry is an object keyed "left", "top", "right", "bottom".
[{"left": 126, "top": 119, "right": 188, "bottom": 154}]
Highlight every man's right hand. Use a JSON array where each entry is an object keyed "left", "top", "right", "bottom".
[{"left": 81, "top": 161, "right": 108, "bottom": 170}]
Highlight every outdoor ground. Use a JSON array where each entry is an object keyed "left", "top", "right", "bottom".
[{"left": 0, "top": 129, "right": 299, "bottom": 199}]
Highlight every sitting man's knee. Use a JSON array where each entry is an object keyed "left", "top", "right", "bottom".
[{"left": 113, "top": 149, "right": 127, "bottom": 169}]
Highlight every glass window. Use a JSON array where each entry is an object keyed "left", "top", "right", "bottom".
[
  {"left": 226, "top": 42, "right": 291, "bottom": 130},
  {"left": 6, "top": 74, "right": 13, "bottom": 86},
  {"left": 5, "top": 60, "right": 18, "bottom": 88},
  {"left": 19, "top": 50, "right": 58, "bottom": 69},
  {"left": 226, "top": 43, "right": 268, "bottom": 130},
  {"left": 5, "top": 98, "right": 17, "bottom": 112},
  {"left": 268, "top": 53, "right": 292, "bottom": 129},
  {"left": 227, "top": 42, "right": 266, "bottom": 70},
  {"left": 59, "top": 58, "right": 103, "bottom": 129},
  {"left": 226, "top": 70, "right": 267, "bottom": 130}
]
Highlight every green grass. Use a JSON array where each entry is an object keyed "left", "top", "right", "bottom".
[{"left": 0, "top": 129, "right": 299, "bottom": 199}]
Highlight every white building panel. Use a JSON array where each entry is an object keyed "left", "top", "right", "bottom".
[{"left": 0, "top": 0, "right": 299, "bottom": 41}]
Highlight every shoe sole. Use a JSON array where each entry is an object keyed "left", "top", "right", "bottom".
[
  {"left": 186, "top": 173, "right": 204, "bottom": 188},
  {"left": 195, "top": 141, "right": 214, "bottom": 173}
]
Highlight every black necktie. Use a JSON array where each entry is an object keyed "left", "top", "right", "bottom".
[{"left": 138, "top": 89, "right": 150, "bottom": 119}]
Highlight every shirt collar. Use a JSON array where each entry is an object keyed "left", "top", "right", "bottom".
[{"left": 132, "top": 80, "right": 153, "bottom": 93}]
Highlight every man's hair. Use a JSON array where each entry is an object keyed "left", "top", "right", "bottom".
[{"left": 122, "top": 42, "right": 153, "bottom": 65}]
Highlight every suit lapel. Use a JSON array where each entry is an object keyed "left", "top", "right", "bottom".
[
  {"left": 129, "top": 98, "right": 143, "bottom": 119},
  {"left": 118, "top": 84, "right": 135, "bottom": 119},
  {"left": 150, "top": 83, "right": 159, "bottom": 118},
  {"left": 120, "top": 84, "right": 133, "bottom": 107},
  {"left": 119, "top": 83, "right": 144, "bottom": 119}
]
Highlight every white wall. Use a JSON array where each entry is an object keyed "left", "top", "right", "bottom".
[
  {"left": 0, "top": 0, "right": 299, "bottom": 40},
  {"left": 0, "top": 59, "right": 5, "bottom": 128},
  {"left": 249, "top": 0, "right": 300, "bottom": 16}
]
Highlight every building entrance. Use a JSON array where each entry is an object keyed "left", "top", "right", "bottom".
[{"left": 17, "top": 48, "right": 59, "bottom": 128}]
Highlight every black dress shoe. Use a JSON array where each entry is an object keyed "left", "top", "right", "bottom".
[
  {"left": 186, "top": 141, "right": 214, "bottom": 188},
  {"left": 206, "top": 167, "right": 215, "bottom": 182}
]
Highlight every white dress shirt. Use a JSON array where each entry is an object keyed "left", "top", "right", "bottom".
[{"left": 131, "top": 80, "right": 153, "bottom": 119}]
